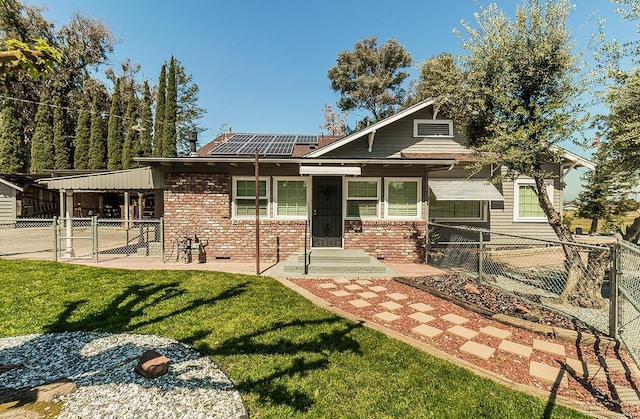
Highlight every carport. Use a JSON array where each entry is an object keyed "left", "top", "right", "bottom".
[{"left": 37, "top": 167, "right": 165, "bottom": 258}]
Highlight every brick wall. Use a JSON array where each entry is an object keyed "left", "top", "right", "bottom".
[
  {"left": 344, "top": 220, "right": 425, "bottom": 263},
  {"left": 163, "top": 172, "right": 306, "bottom": 263},
  {"left": 163, "top": 173, "right": 425, "bottom": 263}
]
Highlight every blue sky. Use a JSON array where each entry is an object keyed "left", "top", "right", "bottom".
[{"left": 28, "top": 0, "right": 638, "bottom": 199}]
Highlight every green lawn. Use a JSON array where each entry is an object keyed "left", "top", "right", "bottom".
[{"left": 0, "top": 259, "right": 587, "bottom": 418}]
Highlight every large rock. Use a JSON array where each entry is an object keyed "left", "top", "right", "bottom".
[{"left": 134, "top": 350, "right": 171, "bottom": 379}]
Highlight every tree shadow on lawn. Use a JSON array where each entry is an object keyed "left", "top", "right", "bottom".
[
  {"left": 45, "top": 281, "right": 249, "bottom": 333},
  {"left": 184, "top": 318, "right": 364, "bottom": 413}
]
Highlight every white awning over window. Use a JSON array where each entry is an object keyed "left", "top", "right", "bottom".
[
  {"left": 429, "top": 179, "right": 504, "bottom": 201},
  {"left": 299, "top": 166, "right": 361, "bottom": 176}
]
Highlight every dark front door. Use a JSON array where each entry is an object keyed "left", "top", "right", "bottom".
[{"left": 312, "top": 176, "right": 342, "bottom": 247}]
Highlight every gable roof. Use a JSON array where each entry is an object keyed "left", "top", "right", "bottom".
[
  {"left": 0, "top": 177, "right": 23, "bottom": 192},
  {"left": 304, "top": 99, "right": 435, "bottom": 158},
  {"left": 304, "top": 98, "right": 595, "bottom": 170}
]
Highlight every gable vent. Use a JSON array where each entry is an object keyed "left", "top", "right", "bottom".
[{"left": 414, "top": 119, "right": 453, "bottom": 137}]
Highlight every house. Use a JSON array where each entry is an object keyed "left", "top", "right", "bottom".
[{"left": 128, "top": 98, "right": 593, "bottom": 263}]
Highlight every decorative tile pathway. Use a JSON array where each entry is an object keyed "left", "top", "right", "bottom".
[{"left": 299, "top": 275, "right": 640, "bottom": 417}]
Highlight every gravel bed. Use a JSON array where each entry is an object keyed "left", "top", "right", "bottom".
[
  {"left": 407, "top": 274, "right": 588, "bottom": 332},
  {"left": 0, "top": 332, "right": 247, "bottom": 418}
]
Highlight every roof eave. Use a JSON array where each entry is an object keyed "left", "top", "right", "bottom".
[{"left": 303, "top": 98, "right": 435, "bottom": 158}]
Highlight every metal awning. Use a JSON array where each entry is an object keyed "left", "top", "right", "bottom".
[
  {"left": 429, "top": 179, "right": 504, "bottom": 201},
  {"left": 37, "top": 167, "right": 163, "bottom": 191},
  {"left": 299, "top": 166, "right": 361, "bottom": 176}
]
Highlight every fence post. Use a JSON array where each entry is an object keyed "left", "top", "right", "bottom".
[
  {"left": 478, "top": 231, "right": 484, "bottom": 282},
  {"left": 93, "top": 216, "right": 99, "bottom": 262},
  {"left": 53, "top": 216, "right": 58, "bottom": 262},
  {"left": 609, "top": 241, "right": 620, "bottom": 339}
]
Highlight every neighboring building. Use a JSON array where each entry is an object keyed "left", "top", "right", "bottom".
[
  {"left": 0, "top": 174, "right": 59, "bottom": 218},
  {"left": 127, "top": 98, "right": 593, "bottom": 263}
]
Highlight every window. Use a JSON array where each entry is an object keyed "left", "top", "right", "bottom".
[
  {"left": 233, "top": 177, "right": 269, "bottom": 218},
  {"left": 346, "top": 178, "right": 380, "bottom": 219},
  {"left": 385, "top": 178, "right": 421, "bottom": 218},
  {"left": 513, "top": 179, "right": 554, "bottom": 222},
  {"left": 275, "top": 177, "right": 307, "bottom": 218},
  {"left": 428, "top": 195, "right": 484, "bottom": 221},
  {"left": 413, "top": 119, "right": 453, "bottom": 137}
]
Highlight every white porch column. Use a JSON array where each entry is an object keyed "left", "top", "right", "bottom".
[
  {"left": 124, "top": 191, "right": 130, "bottom": 227},
  {"left": 59, "top": 190, "right": 64, "bottom": 218},
  {"left": 63, "top": 190, "right": 74, "bottom": 257}
]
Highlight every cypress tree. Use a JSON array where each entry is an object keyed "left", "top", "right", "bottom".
[
  {"left": 29, "top": 99, "right": 55, "bottom": 173},
  {"left": 137, "top": 80, "right": 153, "bottom": 157},
  {"left": 152, "top": 63, "right": 166, "bottom": 157},
  {"left": 121, "top": 89, "right": 137, "bottom": 170},
  {"left": 88, "top": 94, "right": 107, "bottom": 170},
  {"left": 53, "top": 100, "right": 70, "bottom": 169},
  {"left": 73, "top": 108, "right": 90, "bottom": 170},
  {"left": 106, "top": 78, "right": 123, "bottom": 170},
  {"left": 0, "top": 106, "right": 26, "bottom": 173},
  {"left": 162, "top": 56, "right": 177, "bottom": 157}
]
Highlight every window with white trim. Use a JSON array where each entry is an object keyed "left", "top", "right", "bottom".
[
  {"left": 232, "top": 177, "right": 269, "bottom": 218},
  {"left": 385, "top": 178, "right": 422, "bottom": 218},
  {"left": 428, "top": 195, "right": 485, "bottom": 221},
  {"left": 413, "top": 119, "right": 453, "bottom": 137},
  {"left": 513, "top": 179, "right": 554, "bottom": 222},
  {"left": 345, "top": 178, "right": 380, "bottom": 219},
  {"left": 274, "top": 177, "right": 308, "bottom": 218}
]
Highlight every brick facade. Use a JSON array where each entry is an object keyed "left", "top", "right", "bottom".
[{"left": 163, "top": 172, "right": 426, "bottom": 263}]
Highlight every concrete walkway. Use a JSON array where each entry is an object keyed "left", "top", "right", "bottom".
[{"left": 62, "top": 256, "right": 640, "bottom": 418}]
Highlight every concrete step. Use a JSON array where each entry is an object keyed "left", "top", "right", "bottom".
[
  {"left": 297, "top": 249, "right": 376, "bottom": 263},
  {"left": 283, "top": 262, "right": 388, "bottom": 273},
  {"left": 282, "top": 249, "right": 389, "bottom": 274}
]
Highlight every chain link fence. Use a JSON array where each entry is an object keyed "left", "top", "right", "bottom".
[
  {"left": 0, "top": 217, "right": 162, "bottom": 262},
  {"left": 427, "top": 222, "right": 613, "bottom": 334},
  {"left": 615, "top": 240, "right": 640, "bottom": 367}
]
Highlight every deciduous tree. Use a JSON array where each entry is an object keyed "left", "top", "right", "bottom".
[
  {"left": 328, "top": 37, "right": 412, "bottom": 124},
  {"left": 427, "top": 0, "right": 607, "bottom": 308}
]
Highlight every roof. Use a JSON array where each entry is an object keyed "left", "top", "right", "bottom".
[
  {"left": 0, "top": 177, "right": 23, "bottom": 192},
  {"left": 304, "top": 99, "right": 435, "bottom": 158},
  {"left": 199, "top": 133, "right": 344, "bottom": 158},
  {"left": 37, "top": 167, "right": 162, "bottom": 191}
]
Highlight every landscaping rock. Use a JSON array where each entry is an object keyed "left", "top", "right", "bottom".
[
  {"left": 524, "top": 309, "right": 542, "bottom": 323},
  {"left": 32, "top": 379, "right": 76, "bottom": 402},
  {"left": 463, "top": 283, "right": 481, "bottom": 295},
  {"left": 134, "top": 350, "right": 171, "bottom": 379}
]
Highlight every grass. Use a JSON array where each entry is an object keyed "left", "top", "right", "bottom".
[
  {"left": 0, "top": 259, "right": 588, "bottom": 418},
  {"left": 565, "top": 210, "right": 639, "bottom": 235}
]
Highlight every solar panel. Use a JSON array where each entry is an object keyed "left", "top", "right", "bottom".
[
  {"left": 208, "top": 141, "right": 248, "bottom": 154},
  {"left": 264, "top": 142, "right": 295, "bottom": 155},
  {"left": 295, "top": 135, "right": 318, "bottom": 145},
  {"left": 209, "top": 133, "right": 316, "bottom": 156}
]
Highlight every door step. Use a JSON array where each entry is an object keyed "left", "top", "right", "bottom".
[{"left": 281, "top": 249, "right": 393, "bottom": 276}]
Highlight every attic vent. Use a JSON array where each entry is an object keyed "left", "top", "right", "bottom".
[{"left": 414, "top": 119, "right": 453, "bottom": 137}]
